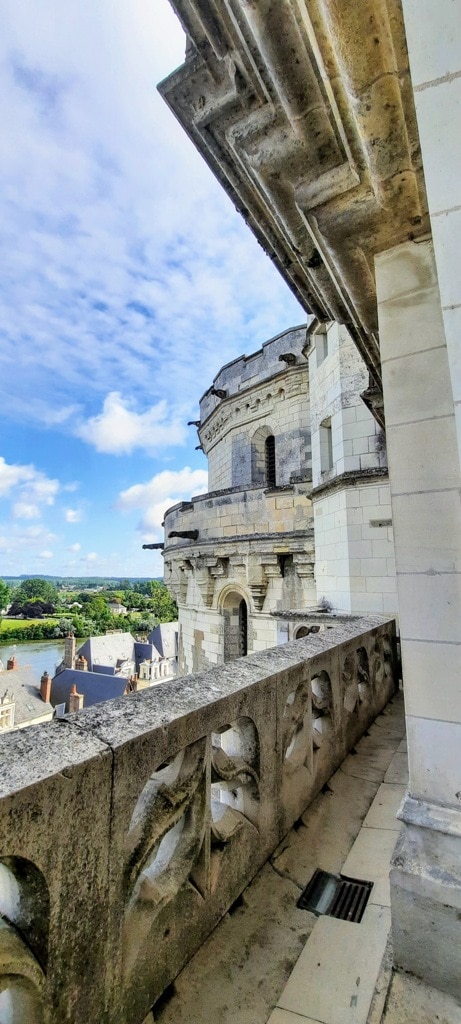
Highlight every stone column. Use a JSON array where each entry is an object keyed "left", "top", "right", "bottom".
[{"left": 375, "top": 237, "right": 461, "bottom": 999}]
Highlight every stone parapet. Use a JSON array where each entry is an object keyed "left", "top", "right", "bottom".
[{"left": 0, "top": 618, "right": 396, "bottom": 1023}]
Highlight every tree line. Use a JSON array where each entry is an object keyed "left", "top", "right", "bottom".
[{"left": 0, "top": 577, "right": 177, "bottom": 642}]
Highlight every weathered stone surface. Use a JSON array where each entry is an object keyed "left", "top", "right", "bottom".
[
  {"left": 0, "top": 618, "right": 396, "bottom": 1023},
  {"left": 160, "top": 0, "right": 428, "bottom": 391}
]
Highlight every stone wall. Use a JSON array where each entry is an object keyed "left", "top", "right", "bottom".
[
  {"left": 0, "top": 618, "right": 396, "bottom": 1024},
  {"left": 199, "top": 327, "right": 310, "bottom": 492},
  {"left": 164, "top": 483, "right": 316, "bottom": 674},
  {"left": 307, "top": 321, "right": 398, "bottom": 614}
]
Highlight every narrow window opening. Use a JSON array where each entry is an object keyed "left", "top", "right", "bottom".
[
  {"left": 265, "top": 435, "right": 276, "bottom": 487},
  {"left": 315, "top": 331, "right": 328, "bottom": 367},
  {"left": 238, "top": 599, "right": 248, "bottom": 657},
  {"left": 319, "top": 419, "right": 333, "bottom": 473}
]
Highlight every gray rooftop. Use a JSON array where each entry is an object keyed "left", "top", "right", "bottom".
[{"left": 0, "top": 666, "right": 53, "bottom": 726}]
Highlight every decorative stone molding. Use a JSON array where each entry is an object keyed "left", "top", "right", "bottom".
[
  {"left": 249, "top": 582, "right": 268, "bottom": 611},
  {"left": 293, "top": 553, "right": 315, "bottom": 578},
  {"left": 160, "top": 0, "right": 429, "bottom": 408}
]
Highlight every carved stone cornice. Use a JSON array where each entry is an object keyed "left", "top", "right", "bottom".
[
  {"left": 160, "top": 0, "right": 429, "bottom": 412},
  {"left": 249, "top": 582, "right": 268, "bottom": 611},
  {"left": 293, "top": 553, "right": 315, "bottom": 579}
]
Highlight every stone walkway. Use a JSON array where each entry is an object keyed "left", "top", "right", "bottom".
[{"left": 154, "top": 693, "right": 408, "bottom": 1024}]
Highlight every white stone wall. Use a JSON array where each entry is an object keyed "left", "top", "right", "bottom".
[
  {"left": 402, "top": 0, "right": 461, "bottom": 463},
  {"left": 309, "top": 322, "right": 384, "bottom": 488},
  {"left": 309, "top": 321, "right": 397, "bottom": 614},
  {"left": 313, "top": 483, "right": 396, "bottom": 614}
]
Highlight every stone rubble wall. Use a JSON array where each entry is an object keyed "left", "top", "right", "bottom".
[{"left": 0, "top": 618, "right": 396, "bottom": 1024}]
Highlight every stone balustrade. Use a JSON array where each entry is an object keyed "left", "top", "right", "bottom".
[{"left": 0, "top": 617, "right": 396, "bottom": 1023}]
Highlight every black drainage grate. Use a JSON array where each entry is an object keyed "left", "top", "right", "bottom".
[{"left": 297, "top": 868, "right": 373, "bottom": 923}]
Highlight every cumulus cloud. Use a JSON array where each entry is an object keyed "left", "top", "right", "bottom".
[
  {"left": 12, "top": 501, "right": 40, "bottom": 520},
  {"left": 77, "top": 392, "right": 186, "bottom": 455},
  {"left": 0, "top": 456, "right": 59, "bottom": 509},
  {"left": 38, "top": 549, "right": 53, "bottom": 559},
  {"left": 118, "top": 466, "right": 208, "bottom": 537},
  {"left": 68, "top": 542, "right": 81, "bottom": 552},
  {"left": 65, "top": 507, "right": 82, "bottom": 522},
  {"left": 0, "top": 0, "right": 302, "bottom": 435}
]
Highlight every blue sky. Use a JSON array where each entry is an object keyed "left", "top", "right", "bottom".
[{"left": 0, "top": 0, "right": 303, "bottom": 579}]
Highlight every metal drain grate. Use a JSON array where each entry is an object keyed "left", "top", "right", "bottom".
[{"left": 297, "top": 868, "right": 373, "bottom": 923}]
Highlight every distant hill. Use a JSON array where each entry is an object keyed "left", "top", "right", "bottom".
[{"left": 3, "top": 575, "right": 159, "bottom": 587}]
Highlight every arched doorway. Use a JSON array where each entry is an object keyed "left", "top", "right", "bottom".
[{"left": 221, "top": 591, "right": 248, "bottom": 661}]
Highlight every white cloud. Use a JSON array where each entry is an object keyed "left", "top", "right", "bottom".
[
  {"left": 68, "top": 542, "right": 81, "bottom": 552},
  {"left": 0, "top": 456, "right": 59, "bottom": 511},
  {"left": 12, "top": 501, "right": 40, "bottom": 520},
  {"left": 118, "top": 466, "right": 208, "bottom": 537},
  {"left": 85, "top": 551, "right": 97, "bottom": 562},
  {"left": 38, "top": 549, "right": 53, "bottom": 559},
  {"left": 76, "top": 392, "right": 186, "bottom": 455},
  {"left": 0, "top": 1, "right": 302, "bottom": 435},
  {"left": 65, "top": 507, "right": 82, "bottom": 522}
]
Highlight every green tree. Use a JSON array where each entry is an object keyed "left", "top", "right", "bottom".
[
  {"left": 0, "top": 579, "right": 10, "bottom": 612},
  {"left": 14, "top": 578, "right": 57, "bottom": 606},
  {"left": 147, "top": 581, "right": 177, "bottom": 623}
]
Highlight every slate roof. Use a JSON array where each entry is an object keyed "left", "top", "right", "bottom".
[
  {"left": 148, "top": 622, "right": 178, "bottom": 659},
  {"left": 0, "top": 666, "right": 53, "bottom": 726},
  {"left": 51, "top": 668, "right": 128, "bottom": 712},
  {"left": 76, "top": 632, "right": 136, "bottom": 672}
]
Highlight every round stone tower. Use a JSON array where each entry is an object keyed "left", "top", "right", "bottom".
[{"left": 163, "top": 325, "right": 316, "bottom": 675}]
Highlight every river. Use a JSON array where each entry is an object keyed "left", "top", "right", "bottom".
[{"left": 0, "top": 639, "right": 66, "bottom": 680}]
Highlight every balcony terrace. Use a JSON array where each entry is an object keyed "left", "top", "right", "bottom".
[{"left": 0, "top": 617, "right": 397, "bottom": 1023}]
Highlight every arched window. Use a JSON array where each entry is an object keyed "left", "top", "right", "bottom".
[
  {"left": 265, "top": 434, "right": 276, "bottom": 487},
  {"left": 251, "top": 425, "right": 276, "bottom": 486}
]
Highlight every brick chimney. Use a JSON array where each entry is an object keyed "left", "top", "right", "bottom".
[
  {"left": 40, "top": 671, "right": 52, "bottom": 703},
  {"left": 75, "top": 654, "right": 88, "bottom": 671},
  {"left": 63, "top": 635, "right": 76, "bottom": 669},
  {"left": 69, "top": 684, "right": 84, "bottom": 713},
  {"left": 6, "top": 656, "right": 18, "bottom": 671}
]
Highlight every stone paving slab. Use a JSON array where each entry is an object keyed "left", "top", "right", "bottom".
[
  {"left": 382, "top": 969, "right": 461, "bottom": 1024},
  {"left": 363, "top": 784, "right": 405, "bottom": 831},
  {"left": 277, "top": 904, "right": 391, "bottom": 1024},
  {"left": 383, "top": 752, "right": 409, "bottom": 785},
  {"left": 267, "top": 1009, "right": 323, "bottom": 1023},
  {"left": 341, "top": 827, "right": 400, "bottom": 907}
]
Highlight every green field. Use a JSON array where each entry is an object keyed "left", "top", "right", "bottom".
[{"left": 0, "top": 618, "right": 59, "bottom": 633}]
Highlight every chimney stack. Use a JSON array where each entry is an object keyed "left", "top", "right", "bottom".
[
  {"left": 69, "top": 683, "right": 84, "bottom": 713},
  {"left": 63, "top": 635, "right": 76, "bottom": 669},
  {"left": 40, "top": 671, "right": 52, "bottom": 703},
  {"left": 75, "top": 654, "right": 88, "bottom": 671},
  {"left": 6, "top": 656, "right": 18, "bottom": 671}
]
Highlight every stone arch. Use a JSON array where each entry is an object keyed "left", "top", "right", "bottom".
[
  {"left": 0, "top": 973, "right": 46, "bottom": 1024},
  {"left": 219, "top": 587, "right": 250, "bottom": 661},
  {"left": 0, "top": 858, "right": 49, "bottom": 972},
  {"left": 295, "top": 625, "right": 311, "bottom": 639},
  {"left": 251, "top": 425, "right": 276, "bottom": 486},
  {"left": 311, "top": 670, "right": 333, "bottom": 754}
]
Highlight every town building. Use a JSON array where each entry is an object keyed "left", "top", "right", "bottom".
[
  {"left": 0, "top": 656, "right": 53, "bottom": 731},
  {"left": 51, "top": 624, "right": 178, "bottom": 712}
]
